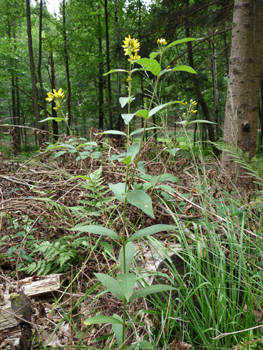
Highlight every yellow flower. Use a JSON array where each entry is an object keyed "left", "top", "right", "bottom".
[
  {"left": 126, "top": 76, "right": 132, "bottom": 82},
  {"left": 122, "top": 35, "right": 140, "bottom": 62},
  {"left": 53, "top": 107, "right": 58, "bottom": 111},
  {"left": 46, "top": 92, "right": 54, "bottom": 102},
  {"left": 191, "top": 109, "right": 198, "bottom": 114},
  {"left": 46, "top": 88, "right": 65, "bottom": 102},
  {"left": 157, "top": 38, "right": 167, "bottom": 45},
  {"left": 180, "top": 102, "right": 185, "bottom": 106}
]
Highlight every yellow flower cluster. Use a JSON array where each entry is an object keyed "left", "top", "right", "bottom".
[
  {"left": 46, "top": 88, "right": 65, "bottom": 110},
  {"left": 157, "top": 38, "right": 167, "bottom": 46},
  {"left": 181, "top": 99, "right": 198, "bottom": 115},
  {"left": 122, "top": 35, "right": 141, "bottom": 63}
]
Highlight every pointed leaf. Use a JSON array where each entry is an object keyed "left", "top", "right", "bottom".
[
  {"left": 126, "top": 190, "right": 154, "bottom": 218},
  {"left": 130, "top": 127, "right": 161, "bottom": 137},
  {"left": 150, "top": 52, "right": 160, "bottom": 59},
  {"left": 104, "top": 69, "right": 129, "bottom": 75},
  {"left": 128, "top": 224, "right": 176, "bottom": 242},
  {"left": 127, "top": 143, "right": 140, "bottom": 161},
  {"left": 53, "top": 151, "right": 66, "bottom": 158},
  {"left": 167, "top": 148, "right": 181, "bottom": 156},
  {"left": 72, "top": 225, "right": 120, "bottom": 241},
  {"left": 170, "top": 65, "right": 197, "bottom": 74},
  {"left": 120, "top": 96, "right": 135, "bottom": 108},
  {"left": 112, "top": 314, "right": 123, "bottom": 346},
  {"left": 136, "top": 58, "right": 161, "bottom": 76},
  {"left": 84, "top": 315, "right": 122, "bottom": 325},
  {"left": 119, "top": 242, "right": 135, "bottom": 273},
  {"left": 135, "top": 109, "right": 149, "bottom": 119},
  {"left": 163, "top": 37, "right": 196, "bottom": 51},
  {"left": 122, "top": 156, "right": 132, "bottom": 165},
  {"left": 100, "top": 130, "right": 127, "bottom": 136},
  {"left": 149, "top": 101, "right": 181, "bottom": 117},
  {"left": 129, "top": 284, "right": 175, "bottom": 302},
  {"left": 159, "top": 173, "right": 179, "bottom": 182},
  {"left": 117, "top": 273, "right": 136, "bottom": 301},
  {"left": 109, "top": 183, "right": 126, "bottom": 203},
  {"left": 122, "top": 113, "right": 135, "bottom": 125},
  {"left": 126, "top": 341, "right": 153, "bottom": 350},
  {"left": 95, "top": 273, "right": 124, "bottom": 301}
]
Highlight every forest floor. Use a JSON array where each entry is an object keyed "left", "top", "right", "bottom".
[{"left": 0, "top": 132, "right": 263, "bottom": 349}]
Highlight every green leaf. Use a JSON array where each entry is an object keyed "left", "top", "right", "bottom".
[
  {"left": 159, "top": 173, "right": 179, "bottom": 182},
  {"left": 117, "top": 273, "right": 136, "bottom": 301},
  {"left": 72, "top": 225, "right": 120, "bottom": 241},
  {"left": 158, "top": 184, "right": 175, "bottom": 193},
  {"left": 170, "top": 65, "right": 197, "bottom": 74},
  {"left": 163, "top": 37, "right": 196, "bottom": 51},
  {"left": 91, "top": 151, "right": 102, "bottom": 159},
  {"left": 127, "top": 143, "right": 140, "bottom": 161},
  {"left": 136, "top": 58, "right": 161, "bottom": 76},
  {"left": 119, "top": 242, "right": 135, "bottom": 273},
  {"left": 126, "top": 190, "right": 154, "bottom": 218},
  {"left": 150, "top": 52, "right": 160, "bottom": 59},
  {"left": 129, "top": 284, "right": 175, "bottom": 302},
  {"left": 166, "top": 148, "right": 181, "bottom": 156},
  {"left": 53, "top": 150, "right": 66, "bottom": 158},
  {"left": 109, "top": 183, "right": 126, "bottom": 203},
  {"left": 126, "top": 341, "right": 153, "bottom": 349},
  {"left": 135, "top": 109, "right": 149, "bottom": 119},
  {"left": 40, "top": 117, "right": 65, "bottom": 123},
  {"left": 120, "top": 96, "right": 135, "bottom": 108},
  {"left": 149, "top": 101, "right": 181, "bottom": 117},
  {"left": 122, "top": 155, "right": 132, "bottom": 165},
  {"left": 95, "top": 273, "right": 124, "bottom": 301},
  {"left": 84, "top": 315, "right": 122, "bottom": 325},
  {"left": 104, "top": 69, "right": 129, "bottom": 76},
  {"left": 108, "top": 153, "right": 127, "bottom": 161},
  {"left": 130, "top": 127, "right": 161, "bottom": 137},
  {"left": 122, "top": 113, "right": 135, "bottom": 125},
  {"left": 128, "top": 224, "right": 176, "bottom": 242},
  {"left": 112, "top": 314, "right": 123, "bottom": 346},
  {"left": 76, "top": 141, "right": 97, "bottom": 149},
  {"left": 100, "top": 130, "right": 127, "bottom": 136}
]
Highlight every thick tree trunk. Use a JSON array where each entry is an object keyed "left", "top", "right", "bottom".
[
  {"left": 63, "top": 0, "right": 71, "bottom": 135},
  {"left": 222, "top": 0, "right": 263, "bottom": 181},
  {"left": 105, "top": 0, "right": 113, "bottom": 129},
  {"left": 26, "top": 0, "right": 42, "bottom": 146}
]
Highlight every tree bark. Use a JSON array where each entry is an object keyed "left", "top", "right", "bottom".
[
  {"left": 63, "top": 0, "right": 71, "bottom": 135},
  {"left": 38, "top": 0, "right": 49, "bottom": 141},
  {"left": 211, "top": 31, "right": 219, "bottom": 140},
  {"left": 50, "top": 52, "right": 59, "bottom": 141},
  {"left": 222, "top": 0, "right": 263, "bottom": 181},
  {"left": 105, "top": 0, "right": 113, "bottom": 129},
  {"left": 26, "top": 0, "right": 42, "bottom": 146}
]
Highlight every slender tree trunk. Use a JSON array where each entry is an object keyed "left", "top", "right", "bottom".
[
  {"left": 98, "top": 32, "right": 104, "bottom": 129},
  {"left": 114, "top": 0, "right": 123, "bottom": 132},
  {"left": 105, "top": 0, "right": 113, "bottom": 129},
  {"left": 26, "top": 0, "right": 42, "bottom": 146},
  {"left": 260, "top": 66, "right": 263, "bottom": 151},
  {"left": 222, "top": 0, "right": 263, "bottom": 182},
  {"left": 50, "top": 52, "right": 59, "bottom": 141},
  {"left": 63, "top": 0, "right": 71, "bottom": 135},
  {"left": 184, "top": 0, "right": 219, "bottom": 157},
  {"left": 38, "top": 0, "right": 48, "bottom": 140},
  {"left": 211, "top": 31, "right": 219, "bottom": 140}
]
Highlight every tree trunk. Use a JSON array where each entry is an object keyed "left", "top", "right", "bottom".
[
  {"left": 105, "top": 0, "right": 113, "bottom": 129},
  {"left": 50, "top": 52, "right": 59, "bottom": 141},
  {"left": 26, "top": 0, "right": 42, "bottom": 146},
  {"left": 38, "top": 0, "right": 49, "bottom": 142},
  {"left": 222, "top": 0, "right": 263, "bottom": 182},
  {"left": 114, "top": 0, "right": 123, "bottom": 132},
  {"left": 184, "top": 0, "right": 220, "bottom": 157},
  {"left": 63, "top": 0, "right": 71, "bottom": 135},
  {"left": 211, "top": 31, "right": 219, "bottom": 140}
]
